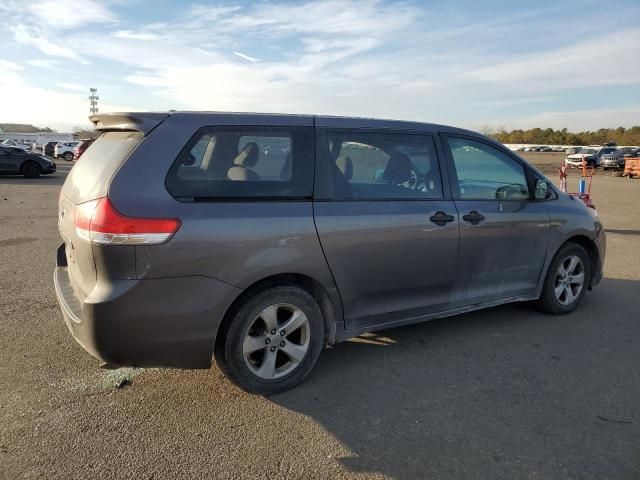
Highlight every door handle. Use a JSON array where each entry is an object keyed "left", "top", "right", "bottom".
[
  {"left": 462, "top": 210, "right": 485, "bottom": 225},
  {"left": 429, "top": 211, "right": 455, "bottom": 226}
]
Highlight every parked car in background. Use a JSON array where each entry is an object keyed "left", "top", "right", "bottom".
[
  {"left": 73, "top": 139, "right": 94, "bottom": 160},
  {"left": 0, "top": 145, "right": 56, "bottom": 178},
  {"left": 624, "top": 147, "right": 640, "bottom": 156},
  {"left": 600, "top": 147, "right": 640, "bottom": 170},
  {"left": 1, "top": 139, "right": 31, "bottom": 151},
  {"left": 565, "top": 147, "right": 617, "bottom": 167},
  {"left": 54, "top": 111, "right": 605, "bottom": 395},
  {"left": 566, "top": 147, "right": 583, "bottom": 155},
  {"left": 55, "top": 141, "right": 82, "bottom": 161},
  {"left": 43, "top": 141, "right": 58, "bottom": 157},
  {"left": 538, "top": 146, "right": 553, "bottom": 152}
]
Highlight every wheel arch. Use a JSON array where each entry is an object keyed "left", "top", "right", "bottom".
[
  {"left": 215, "top": 273, "right": 339, "bottom": 354},
  {"left": 559, "top": 235, "right": 600, "bottom": 289}
]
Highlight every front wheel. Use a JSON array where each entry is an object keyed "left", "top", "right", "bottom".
[
  {"left": 214, "top": 286, "right": 325, "bottom": 395},
  {"left": 63, "top": 152, "right": 74, "bottom": 161},
  {"left": 536, "top": 243, "right": 591, "bottom": 315}
]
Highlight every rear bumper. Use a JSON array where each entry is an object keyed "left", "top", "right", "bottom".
[{"left": 54, "top": 254, "right": 241, "bottom": 369}]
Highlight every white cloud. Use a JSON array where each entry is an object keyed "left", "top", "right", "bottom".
[
  {"left": 0, "top": 77, "right": 135, "bottom": 130},
  {"left": 0, "top": 59, "right": 23, "bottom": 71},
  {"left": 186, "top": 5, "right": 242, "bottom": 20},
  {"left": 233, "top": 51, "right": 259, "bottom": 63},
  {"left": 113, "top": 30, "right": 160, "bottom": 41},
  {"left": 218, "top": 0, "right": 418, "bottom": 37},
  {"left": 464, "top": 30, "right": 640, "bottom": 92},
  {"left": 25, "top": 0, "right": 116, "bottom": 29},
  {"left": 26, "top": 59, "right": 59, "bottom": 69},
  {"left": 57, "top": 83, "right": 88, "bottom": 92},
  {"left": 0, "top": 0, "right": 638, "bottom": 130},
  {"left": 12, "top": 24, "right": 88, "bottom": 63}
]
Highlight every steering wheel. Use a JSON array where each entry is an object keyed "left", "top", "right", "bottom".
[
  {"left": 401, "top": 170, "right": 419, "bottom": 190},
  {"left": 495, "top": 183, "right": 527, "bottom": 200}
]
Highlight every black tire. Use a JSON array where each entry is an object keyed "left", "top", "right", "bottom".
[
  {"left": 21, "top": 161, "right": 41, "bottom": 178},
  {"left": 63, "top": 152, "right": 74, "bottom": 161},
  {"left": 214, "top": 285, "right": 324, "bottom": 395},
  {"left": 536, "top": 242, "right": 591, "bottom": 315}
]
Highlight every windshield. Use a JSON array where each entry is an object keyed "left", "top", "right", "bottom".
[{"left": 579, "top": 148, "right": 597, "bottom": 154}]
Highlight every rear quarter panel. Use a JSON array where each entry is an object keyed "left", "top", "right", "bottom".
[{"left": 107, "top": 113, "right": 340, "bottom": 311}]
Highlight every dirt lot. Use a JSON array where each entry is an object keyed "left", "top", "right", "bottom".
[
  {"left": 520, "top": 151, "right": 566, "bottom": 174},
  {"left": 1, "top": 160, "right": 639, "bottom": 479}
]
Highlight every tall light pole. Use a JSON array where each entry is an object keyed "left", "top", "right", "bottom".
[{"left": 89, "top": 88, "right": 99, "bottom": 115}]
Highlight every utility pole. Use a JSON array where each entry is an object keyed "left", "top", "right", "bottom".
[{"left": 89, "top": 88, "right": 99, "bottom": 115}]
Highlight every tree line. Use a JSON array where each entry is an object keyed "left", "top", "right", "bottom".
[{"left": 490, "top": 126, "right": 640, "bottom": 146}]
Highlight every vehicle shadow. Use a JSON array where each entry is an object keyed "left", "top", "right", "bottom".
[
  {"left": 269, "top": 277, "right": 640, "bottom": 479},
  {"left": 0, "top": 170, "right": 68, "bottom": 186}
]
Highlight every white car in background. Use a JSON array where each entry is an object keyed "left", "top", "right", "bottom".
[
  {"left": 565, "top": 147, "right": 617, "bottom": 168},
  {"left": 54, "top": 141, "right": 82, "bottom": 161}
]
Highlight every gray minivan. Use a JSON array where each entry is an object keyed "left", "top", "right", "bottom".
[{"left": 54, "top": 112, "right": 605, "bottom": 394}]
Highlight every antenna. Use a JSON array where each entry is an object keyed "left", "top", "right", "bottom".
[{"left": 89, "top": 88, "right": 99, "bottom": 115}]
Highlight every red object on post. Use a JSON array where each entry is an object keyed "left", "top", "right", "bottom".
[{"left": 560, "top": 159, "right": 595, "bottom": 209}]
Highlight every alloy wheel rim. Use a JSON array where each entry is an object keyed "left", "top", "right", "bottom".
[
  {"left": 554, "top": 255, "right": 585, "bottom": 306},
  {"left": 242, "top": 303, "right": 310, "bottom": 380}
]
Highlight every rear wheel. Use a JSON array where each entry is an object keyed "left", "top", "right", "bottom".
[
  {"left": 63, "top": 151, "right": 74, "bottom": 161},
  {"left": 536, "top": 243, "right": 591, "bottom": 315},
  {"left": 214, "top": 285, "right": 324, "bottom": 395},
  {"left": 21, "top": 161, "right": 41, "bottom": 178}
]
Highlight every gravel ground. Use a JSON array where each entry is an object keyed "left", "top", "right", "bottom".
[{"left": 1, "top": 159, "right": 639, "bottom": 480}]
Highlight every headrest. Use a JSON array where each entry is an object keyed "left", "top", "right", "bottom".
[
  {"left": 383, "top": 152, "right": 411, "bottom": 184},
  {"left": 336, "top": 156, "right": 353, "bottom": 180},
  {"left": 235, "top": 142, "right": 259, "bottom": 168}
]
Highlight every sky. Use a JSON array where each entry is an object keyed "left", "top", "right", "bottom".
[{"left": 0, "top": 0, "right": 639, "bottom": 132}]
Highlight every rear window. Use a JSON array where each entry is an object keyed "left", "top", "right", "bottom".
[
  {"left": 165, "top": 126, "right": 314, "bottom": 200},
  {"left": 63, "top": 131, "right": 143, "bottom": 203}
]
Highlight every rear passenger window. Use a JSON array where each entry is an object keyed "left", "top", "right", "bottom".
[
  {"left": 166, "top": 126, "right": 314, "bottom": 200},
  {"left": 238, "top": 136, "right": 292, "bottom": 181},
  {"left": 322, "top": 132, "right": 443, "bottom": 200}
]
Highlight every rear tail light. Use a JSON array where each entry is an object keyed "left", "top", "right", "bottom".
[{"left": 75, "top": 197, "right": 180, "bottom": 245}]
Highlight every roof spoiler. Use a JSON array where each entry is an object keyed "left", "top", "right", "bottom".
[{"left": 89, "top": 112, "right": 171, "bottom": 134}]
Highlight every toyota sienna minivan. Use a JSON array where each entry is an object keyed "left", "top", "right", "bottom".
[{"left": 55, "top": 112, "right": 605, "bottom": 394}]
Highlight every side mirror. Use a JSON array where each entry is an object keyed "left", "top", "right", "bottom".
[{"left": 534, "top": 179, "right": 549, "bottom": 200}]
